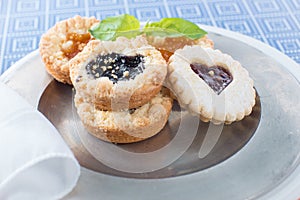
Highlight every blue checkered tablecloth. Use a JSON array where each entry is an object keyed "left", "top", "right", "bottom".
[{"left": 0, "top": 0, "right": 299, "bottom": 74}]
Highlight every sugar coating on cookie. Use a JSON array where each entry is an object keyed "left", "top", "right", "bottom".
[
  {"left": 39, "top": 15, "right": 99, "bottom": 84},
  {"left": 74, "top": 88, "right": 173, "bottom": 143},
  {"left": 168, "top": 46, "right": 256, "bottom": 124},
  {"left": 70, "top": 36, "right": 167, "bottom": 111}
]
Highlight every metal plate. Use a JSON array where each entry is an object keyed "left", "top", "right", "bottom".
[
  {"left": 1, "top": 25, "right": 300, "bottom": 199},
  {"left": 38, "top": 80, "right": 261, "bottom": 178}
]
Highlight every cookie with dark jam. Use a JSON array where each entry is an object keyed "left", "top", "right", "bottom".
[
  {"left": 168, "top": 46, "right": 256, "bottom": 124},
  {"left": 70, "top": 36, "right": 167, "bottom": 111}
]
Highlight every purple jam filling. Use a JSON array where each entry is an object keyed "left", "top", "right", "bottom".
[{"left": 190, "top": 63, "right": 233, "bottom": 95}]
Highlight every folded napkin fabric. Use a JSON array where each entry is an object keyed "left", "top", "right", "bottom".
[{"left": 0, "top": 82, "right": 80, "bottom": 199}]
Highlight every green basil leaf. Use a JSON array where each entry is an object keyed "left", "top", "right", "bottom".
[
  {"left": 89, "top": 14, "right": 141, "bottom": 41},
  {"left": 143, "top": 18, "right": 207, "bottom": 40}
]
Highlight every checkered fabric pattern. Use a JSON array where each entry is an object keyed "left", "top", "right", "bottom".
[{"left": 0, "top": 0, "right": 299, "bottom": 74}]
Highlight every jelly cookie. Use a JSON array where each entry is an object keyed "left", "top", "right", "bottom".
[
  {"left": 39, "top": 15, "right": 99, "bottom": 84},
  {"left": 74, "top": 88, "right": 173, "bottom": 143},
  {"left": 146, "top": 35, "right": 214, "bottom": 61},
  {"left": 70, "top": 36, "right": 167, "bottom": 111},
  {"left": 168, "top": 46, "right": 256, "bottom": 124}
]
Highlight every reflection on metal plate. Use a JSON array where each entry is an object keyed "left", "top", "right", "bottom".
[{"left": 38, "top": 80, "right": 261, "bottom": 178}]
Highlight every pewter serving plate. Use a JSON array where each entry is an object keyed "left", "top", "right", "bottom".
[{"left": 1, "top": 25, "right": 300, "bottom": 199}]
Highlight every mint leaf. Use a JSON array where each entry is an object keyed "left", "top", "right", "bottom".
[
  {"left": 143, "top": 18, "right": 207, "bottom": 40},
  {"left": 89, "top": 15, "right": 207, "bottom": 41},
  {"left": 89, "top": 14, "right": 141, "bottom": 41}
]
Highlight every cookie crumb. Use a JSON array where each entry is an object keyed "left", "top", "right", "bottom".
[
  {"left": 123, "top": 71, "right": 129, "bottom": 77},
  {"left": 208, "top": 70, "right": 214, "bottom": 77},
  {"left": 111, "top": 74, "right": 118, "bottom": 79},
  {"left": 101, "top": 66, "right": 107, "bottom": 71},
  {"left": 92, "top": 65, "right": 97, "bottom": 70}
]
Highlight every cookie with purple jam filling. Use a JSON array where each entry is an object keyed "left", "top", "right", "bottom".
[
  {"left": 168, "top": 46, "right": 256, "bottom": 124},
  {"left": 70, "top": 36, "right": 167, "bottom": 111},
  {"left": 74, "top": 88, "right": 173, "bottom": 143},
  {"left": 39, "top": 15, "right": 99, "bottom": 84}
]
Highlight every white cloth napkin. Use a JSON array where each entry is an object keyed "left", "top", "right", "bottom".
[{"left": 0, "top": 82, "right": 80, "bottom": 200}]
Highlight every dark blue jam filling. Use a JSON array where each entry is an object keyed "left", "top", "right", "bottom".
[
  {"left": 190, "top": 63, "right": 233, "bottom": 95},
  {"left": 85, "top": 53, "right": 145, "bottom": 84}
]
